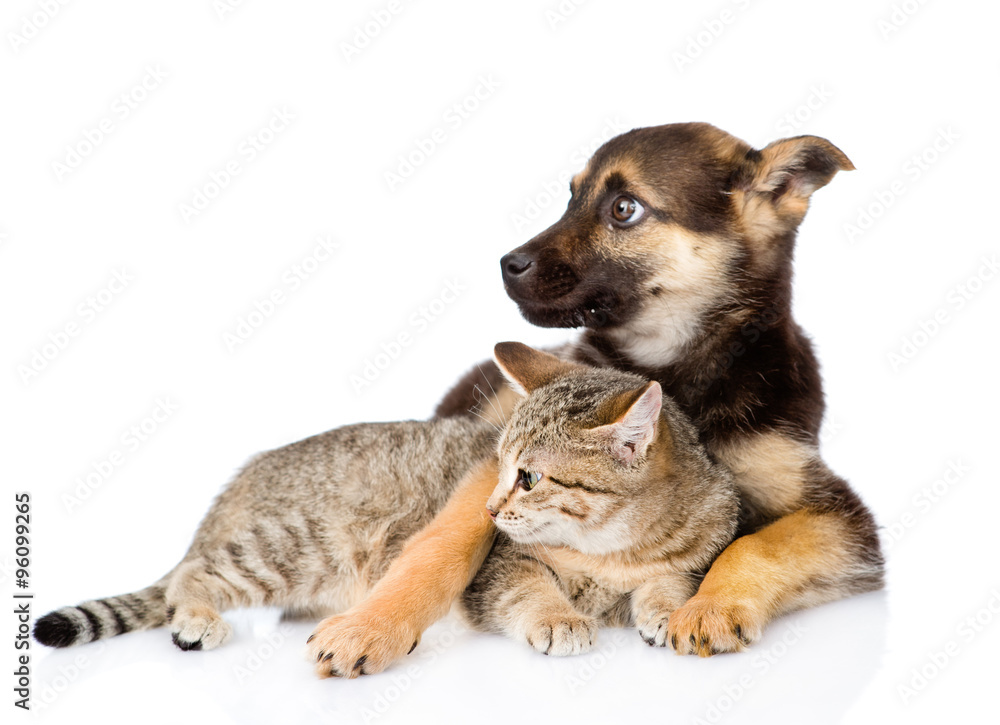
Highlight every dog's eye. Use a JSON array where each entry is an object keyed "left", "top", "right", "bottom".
[
  {"left": 517, "top": 470, "right": 541, "bottom": 491},
  {"left": 611, "top": 196, "right": 644, "bottom": 224}
]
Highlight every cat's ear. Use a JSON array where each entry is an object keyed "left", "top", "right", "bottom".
[
  {"left": 590, "top": 381, "right": 662, "bottom": 466},
  {"left": 493, "top": 342, "right": 580, "bottom": 395}
]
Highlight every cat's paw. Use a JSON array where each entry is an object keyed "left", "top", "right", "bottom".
[
  {"left": 631, "top": 575, "right": 693, "bottom": 647},
  {"left": 307, "top": 608, "right": 420, "bottom": 679},
  {"left": 524, "top": 613, "right": 598, "bottom": 656},
  {"left": 169, "top": 608, "right": 233, "bottom": 651},
  {"left": 666, "top": 594, "right": 763, "bottom": 657},
  {"left": 634, "top": 605, "right": 674, "bottom": 648}
]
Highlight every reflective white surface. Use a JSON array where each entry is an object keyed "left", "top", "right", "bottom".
[{"left": 29, "top": 593, "right": 892, "bottom": 725}]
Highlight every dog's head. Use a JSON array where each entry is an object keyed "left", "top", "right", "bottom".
[{"left": 502, "top": 122, "right": 852, "bottom": 362}]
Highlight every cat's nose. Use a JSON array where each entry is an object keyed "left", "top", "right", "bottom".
[{"left": 486, "top": 505, "right": 498, "bottom": 520}]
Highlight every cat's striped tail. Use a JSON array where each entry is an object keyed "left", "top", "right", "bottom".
[{"left": 33, "top": 579, "right": 170, "bottom": 648}]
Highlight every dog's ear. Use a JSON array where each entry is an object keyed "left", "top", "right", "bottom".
[
  {"left": 733, "top": 135, "right": 854, "bottom": 237},
  {"left": 493, "top": 342, "right": 580, "bottom": 395}
]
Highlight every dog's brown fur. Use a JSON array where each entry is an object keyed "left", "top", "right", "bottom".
[{"left": 309, "top": 122, "right": 883, "bottom": 670}]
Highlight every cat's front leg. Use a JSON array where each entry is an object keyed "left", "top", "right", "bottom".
[
  {"left": 462, "top": 537, "right": 597, "bottom": 656},
  {"left": 630, "top": 572, "right": 699, "bottom": 648}
]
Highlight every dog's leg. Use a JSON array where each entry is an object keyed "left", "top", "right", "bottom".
[
  {"left": 307, "top": 457, "right": 498, "bottom": 678},
  {"left": 667, "top": 468, "right": 883, "bottom": 656}
]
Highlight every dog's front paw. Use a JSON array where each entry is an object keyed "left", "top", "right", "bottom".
[
  {"left": 666, "top": 594, "right": 763, "bottom": 657},
  {"left": 523, "top": 612, "right": 597, "bottom": 656},
  {"left": 307, "top": 607, "right": 420, "bottom": 679}
]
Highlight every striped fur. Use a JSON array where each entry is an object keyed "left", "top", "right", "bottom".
[
  {"left": 35, "top": 417, "right": 498, "bottom": 650},
  {"left": 34, "top": 582, "right": 168, "bottom": 647},
  {"left": 460, "top": 345, "right": 737, "bottom": 656},
  {"left": 37, "top": 348, "right": 737, "bottom": 664}
]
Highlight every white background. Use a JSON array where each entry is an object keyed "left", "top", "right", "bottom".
[{"left": 2, "top": 1, "right": 998, "bottom": 723}]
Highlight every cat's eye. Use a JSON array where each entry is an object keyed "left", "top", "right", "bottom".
[
  {"left": 517, "top": 470, "right": 541, "bottom": 491},
  {"left": 610, "top": 195, "right": 644, "bottom": 224}
]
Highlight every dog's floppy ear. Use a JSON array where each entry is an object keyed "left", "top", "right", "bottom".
[
  {"left": 493, "top": 342, "right": 580, "bottom": 395},
  {"left": 733, "top": 135, "right": 854, "bottom": 236}
]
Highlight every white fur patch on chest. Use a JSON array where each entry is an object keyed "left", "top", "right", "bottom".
[
  {"left": 606, "top": 227, "right": 733, "bottom": 369},
  {"left": 607, "top": 299, "right": 705, "bottom": 368}
]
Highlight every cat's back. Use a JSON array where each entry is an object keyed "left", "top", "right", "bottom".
[{"left": 227, "top": 416, "right": 497, "bottom": 517}]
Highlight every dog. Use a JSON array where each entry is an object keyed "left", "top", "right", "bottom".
[{"left": 306, "top": 122, "right": 884, "bottom": 675}]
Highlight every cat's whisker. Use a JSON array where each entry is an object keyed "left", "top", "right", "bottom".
[
  {"left": 477, "top": 366, "right": 509, "bottom": 427},
  {"left": 468, "top": 387, "right": 504, "bottom": 434},
  {"left": 468, "top": 404, "right": 503, "bottom": 436},
  {"left": 524, "top": 539, "right": 548, "bottom": 566}
]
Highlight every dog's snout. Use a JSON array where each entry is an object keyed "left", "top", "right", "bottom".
[{"left": 501, "top": 252, "right": 534, "bottom": 280}]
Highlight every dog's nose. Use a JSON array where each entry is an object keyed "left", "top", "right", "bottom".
[{"left": 501, "top": 252, "right": 534, "bottom": 280}]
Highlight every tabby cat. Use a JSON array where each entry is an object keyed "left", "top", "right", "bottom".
[
  {"left": 460, "top": 343, "right": 738, "bottom": 656},
  {"left": 35, "top": 343, "right": 737, "bottom": 672}
]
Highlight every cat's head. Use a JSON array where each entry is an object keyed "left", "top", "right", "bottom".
[{"left": 487, "top": 342, "right": 669, "bottom": 555}]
